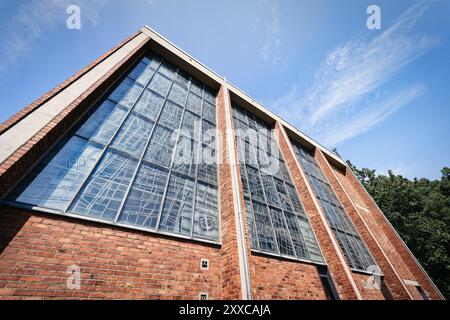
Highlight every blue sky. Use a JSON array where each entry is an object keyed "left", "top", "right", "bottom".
[{"left": 0, "top": 0, "right": 449, "bottom": 179}]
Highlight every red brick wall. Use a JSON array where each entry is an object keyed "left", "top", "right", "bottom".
[
  {"left": 0, "top": 207, "right": 222, "bottom": 300},
  {"left": 330, "top": 165, "right": 431, "bottom": 300},
  {"left": 250, "top": 255, "right": 328, "bottom": 300},
  {"left": 315, "top": 150, "right": 412, "bottom": 300},
  {"left": 351, "top": 272, "right": 385, "bottom": 300},
  {"left": 216, "top": 86, "right": 245, "bottom": 299}
]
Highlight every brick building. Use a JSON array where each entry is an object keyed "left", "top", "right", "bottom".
[{"left": 0, "top": 27, "right": 444, "bottom": 300}]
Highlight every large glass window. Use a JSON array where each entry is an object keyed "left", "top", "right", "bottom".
[
  {"left": 291, "top": 142, "right": 377, "bottom": 272},
  {"left": 7, "top": 53, "right": 220, "bottom": 243},
  {"left": 232, "top": 104, "right": 323, "bottom": 263}
]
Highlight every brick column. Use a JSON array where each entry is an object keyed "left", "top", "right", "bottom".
[
  {"left": 274, "top": 122, "right": 361, "bottom": 300},
  {"left": 216, "top": 85, "right": 252, "bottom": 299},
  {"left": 344, "top": 166, "right": 444, "bottom": 300},
  {"left": 315, "top": 149, "right": 413, "bottom": 300}
]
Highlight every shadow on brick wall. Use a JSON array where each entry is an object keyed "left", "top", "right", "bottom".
[{"left": 0, "top": 206, "right": 31, "bottom": 255}]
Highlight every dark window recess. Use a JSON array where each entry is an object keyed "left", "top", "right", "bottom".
[
  {"left": 317, "top": 266, "right": 340, "bottom": 300},
  {"left": 380, "top": 279, "right": 394, "bottom": 300},
  {"left": 417, "top": 286, "right": 429, "bottom": 300}
]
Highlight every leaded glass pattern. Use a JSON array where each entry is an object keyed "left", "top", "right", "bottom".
[
  {"left": 8, "top": 52, "right": 220, "bottom": 243},
  {"left": 291, "top": 142, "right": 377, "bottom": 272},
  {"left": 232, "top": 104, "right": 324, "bottom": 263}
]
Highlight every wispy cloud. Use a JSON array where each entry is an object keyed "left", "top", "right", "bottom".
[
  {"left": 256, "top": 0, "right": 283, "bottom": 65},
  {"left": 0, "top": 0, "right": 109, "bottom": 73},
  {"left": 272, "top": 0, "right": 439, "bottom": 146}
]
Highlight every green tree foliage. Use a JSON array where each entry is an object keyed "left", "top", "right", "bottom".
[{"left": 347, "top": 160, "right": 450, "bottom": 298}]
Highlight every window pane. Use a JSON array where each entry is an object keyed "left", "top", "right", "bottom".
[
  {"left": 168, "top": 82, "right": 188, "bottom": 106},
  {"left": 159, "top": 173, "right": 194, "bottom": 235},
  {"left": 203, "top": 88, "right": 216, "bottom": 104},
  {"left": 175, "top": 69, "right": 190, "bottom": 87},
  {"left": 190, "top": 79, "right": 203, "bottom": 96},
  {"left": 14, "top": 137, "right": 102, "bottom": 211},
  {"left": 193, "top": 182, "right": 219, "bottom": 240},
  {"left": 271, "top": 208, "right": 295, "bottom": 257},
  {"left": 69, "top": 150, "right": 137, "bottom": 221},
  {"left": 76, "top": 100, "right": 128, "bottom": 146},
  {"left": 181, "top": 111, "right": 201, "bottom": 141},
  {"left": 172, "top": 136, "right": 197, "bottom": 177},
  {"left": 148, "top": 73, "right": 172, "bottom": 97},
  {"left": 186, "top": 92, "right": 202, "bottom": 115},
  {"left": 284, "top": 212, "right": 309, "bottom": 259},
  {"left": 109, "top": 78, "right": 143, "bottom": 109},
  {"left": 144, "top": 125, "right": 176, "bottom": 168},
  {"left": 253, "top": 202, "right": 277, "bottom": 253},
  {"left": 129, "top": 62, "right": 155, "bottom": 86},
  {"left": 158, "top": 100, "right": 184, "bottom": 130},
  {"left": 158, "top": 62, "right": 176, "bottom": 78},
  {"left": 202, "top": 101, "right": 216, "bottom": 123},
  {"left": 118, "top": 163, "right": 168, "bottom": 229},
  {"left": 245, "top": 197, "right": 259, "bottom": 249},
  {"left": 111, "top": 112, "right": 154, "bottom": 157},
  {"left": 133, "top": 89, "right": 165, "bottom": 121}
]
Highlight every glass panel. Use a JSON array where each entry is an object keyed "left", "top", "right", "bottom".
[
  {"left": 69, "top": 150, "right": 137, "bottom": 221},
  {"left": 133, "top": 89, "right": 165, "bottom": 121},
  {"left": 129, "top": 62, "right": 155, "bottom": 86},
  {"left": 284, "top": 212, "right": 309, "bottom": 259},
  {"left": 186, "top": 92, "right": 202, "bottom": 115},
  {"left": 118, "top": 163, "right": 168, "bottom": 228},
  {"left": 110, "top": 112, "right": 154, "bottom": 157},
  {"left": 271, "top": 208, "right": 295, "bottom": 256},
  {"left": 246, "top": 165, "right": 265, "bottom": 203},
  {"left": 76, "top": 100, "right": 128, "bottom": 146},
  {"left": 181, "top": 111, "right": 201, "bottom": 141},
  {"left": 148, "top": 73, "right": 172, "bottom": 97},
  {"left": 203, "top": 88, "right": 216, "bottom": 104},
  {"left": 158, "top": 62, "right": 176, "bottom": 78},
  {"left": 109, "top": 78, "right": 143, "bottom": 109},
  {"left": 159, "top": 173, "right": 194, "bottom": 235},
  {"left": 245, "top": 197, "right": 259, "bottom": 249},
  {"left": 143, "top": 54, "right": 161, "bottom": 70},
  {"left": 168, "top": 82, "right": 188, "bottom": 106},
  {"left": 14, "top": 137, "right": 102, "bottom": 211},
  {"left": 190, "top": 79, "right": 203, "bottom": 96},
  {"left": 144, "top": 125, "right": 176, "bottom": 168},
  {"left": 193, "top": 182, "right": 219, "bottom": 240},
  {"left": 261, "top": 175, "right": 280, "bottom": 207},
  {"left": 202, "top": 101, "right": 216, "bottom": 124},
  {"left": 172, "top": 136, "right": 197, "bottom": 177},
  {"left": 158, "top": 100, "right": 184, "bottom": 130},
  {"left": 175, "top": 69, "right": 190, "bottom": 88},
  {"left": 253, "top": 201, "right": 278, "bottom": 253}
]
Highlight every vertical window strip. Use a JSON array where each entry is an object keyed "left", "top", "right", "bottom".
[
  {"left": 292, "top": 142, "right": 377, "bottom": 272},
  {"left": 231, "top": 104, "right": 324, "bottom": 263}
]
